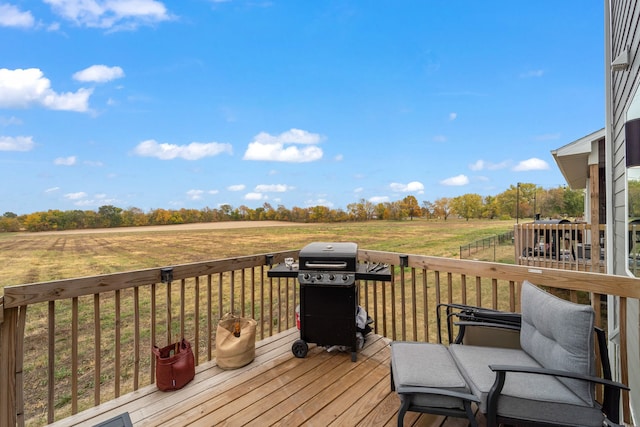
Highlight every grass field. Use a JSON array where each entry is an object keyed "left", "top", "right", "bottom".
[{"left": 0, "top": 218, "right": 516, "bottom": 290}]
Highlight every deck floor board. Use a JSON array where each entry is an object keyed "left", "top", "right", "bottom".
[{"left": 47, "top": 328, "right": 485, "bottom": 427}]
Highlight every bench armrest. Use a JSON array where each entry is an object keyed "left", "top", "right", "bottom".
[
  {"left": 489, "top": 364, "right": 629, "bottom": 390},
  {"left": 487, "top": 364, "right": 629, "bottom": 426}
]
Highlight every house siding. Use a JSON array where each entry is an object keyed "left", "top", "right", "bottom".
[{"left": 608, "top": 0, "right": 640, "bottom": 420}]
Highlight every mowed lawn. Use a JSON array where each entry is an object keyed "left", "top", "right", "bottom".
[{"left": 0, "top": 219, "right": 516, "bottom": 290}]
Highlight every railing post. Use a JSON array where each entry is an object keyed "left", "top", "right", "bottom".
[{"left": 0, "top": 303, "right": 18, "bottom": 427}]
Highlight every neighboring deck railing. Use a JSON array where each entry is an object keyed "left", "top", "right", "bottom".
[
  {"left": 514, "top": 222, "right": 607, "bottom": 272},
  {"left": 2, "top": 248, "right": 640, "bottom": 426}
]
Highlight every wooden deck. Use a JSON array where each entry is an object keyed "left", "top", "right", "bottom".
[{"left": 49, "top": 328, "right": 484, "bottom": 427}]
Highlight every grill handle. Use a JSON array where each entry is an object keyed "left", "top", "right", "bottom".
[{"left": 303, "top": 261, "right": 348, "bottom": 270}]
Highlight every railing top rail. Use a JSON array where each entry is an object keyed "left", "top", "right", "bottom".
[
  {"left": 4, "top": 247, "right": 640, "bottom": 308},
  {"left": 2, "top": 250, "right": 298, "bottom": 309},
  {"left": 359, "top": 249, "right": 640, "bottom": 300}
]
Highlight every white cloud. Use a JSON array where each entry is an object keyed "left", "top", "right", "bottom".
[
  {"left": 43, "top": 0, "right": 172, "bottom": 30},
  {"left": 0, "top": 135, "right": 34, "bottom": 151},
  {"left": 45, "top": 187, "right": 60, "bottom": 193},
  {"left": 0, "top": 116, "right": 22, "bottom": 126},
  {"left": 354, "top": 187, "right": 364, "bottom": 193},
  {"left": 133, "top": 139, "right": 232, "bottom": 160},
  {"left": 390, "top": 181, "right": 425, "bottom": 193},
  {"left": 64, "top": 191, "right": 87, "bottom": 200},
  {"left": 243, "top": 128, "right": 324, "bottom": 162},
  {"left": 73, "top": 65, "right": 125, "bottom": 83},
  {"left": 0, "top": 4, "right": 35, "bottom": 28},
  {"left": 512, "top": 157, "right": 550, "bottom": 171},
  {"left": 0, "top": 68, "right": 92, "bottom": 112},
  {"left": 305, "top": 198, "right": 333, "bottom": 207},
  {"left": 83, "top": 160, "right": 104, "bottom": 167},
  {"left": 245, "top": 192, "right": 266, "bottom": 200},
  {"left": 186, "top": 189, "right": 204, "bottom": 200},
  {"left": 335, "top": 154, "right": 344, "bottom": 161},
  {"left": 227, "top": 184, "right": 245, "bottom": 192},
  {"left": 469, "top": 159, "right": 510, "bottom": 171},
  {"left": 449, "top": 112, "right": 457, "bottom": 121},
  {"left": 369, "top": 196, "right": 389, "bottom": 204},
  {"left": 208, "top": 189, "right": 219, "bottom": 195},
  {"left": 54, "top": 156, "right": 77, "bottom": 166},
  {"left": 440, "top": 174, "right": 469, "bottom": 186},
  {"left": 254, "top": 184, "right": 291, "bottom": 192}
]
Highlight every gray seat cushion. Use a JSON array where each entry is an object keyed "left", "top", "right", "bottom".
[
  {"left": 449, "top": 344, "right": 604, "bottom": 426},
  {"left": 391, "top": 342, "right": 471, "bottom": 409},
  {"left": 520, "top": 280, "right": 596, "bottom": 405}
]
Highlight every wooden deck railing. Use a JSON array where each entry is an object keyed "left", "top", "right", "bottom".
[{"left": 2, "top": 248, "right": 640, "bottom": 426}]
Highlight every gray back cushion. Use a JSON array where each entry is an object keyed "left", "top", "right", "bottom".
[{"left": 520, "top": 280, "right": 595, "bottom": 405}]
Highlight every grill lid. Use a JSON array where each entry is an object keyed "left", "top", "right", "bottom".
[{"left": 299, "top": 242, "right": 358, "bottom": 271}]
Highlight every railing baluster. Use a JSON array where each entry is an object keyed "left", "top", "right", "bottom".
[
  {"left": 217, "top": 272, "right": 223, "bottom": 320},
  {"left": 150, "top": 283, "right": 156, "bottom": 382},
  {"left": 240, "top": 269, "right": 245, "bottom": 318},
  {"left": 134, "top": 287, "right": 140, "bottom": 391},
  {"left": 115, "top": 290, "right": 121, "bottom": 398},
  {"left": 411, "top": 268, "right": 417, "bottom": 341},
  {"left": 180, "top": 279, "right": 186, "bottom": 340},
  {"left": 475, "top": 276, "right": 482, "bottom": 307},
  {"left": 277, "top": 277, "right": 282, "bottom": 333},
  {"left": 166, "top": 281, "right": 172, "bottom": 346},
  {"left": 207, "top": 275, "right": 212, "bottom": 361},
  {"left": 260, "top": 266, "right": 265, "bottom": 340},
  {"left": 47, "top": 301, "right": 55, "bottom": 424},
  {"left": 390, "top": 265, "right": 397, "bottom": 341},
  {"left": 492, "top": 278, "right": 498, "bottom": 310},
  {"left": 93, "top": 294, "right": 101, "bottom": 406},
  {"left": 194, "top": 277, "right": 200, "bottom": 365},
  {"left": 400, "top": 263, "right": 406, "bottom": 341},
  {"left": 461, "top": 274, "right": 467, "bottom": 305},
  {"left": 619, "top": 297, "right": 630, "bottom": 424},
  {"left": 72, "top": 296, "right": 79, "bottom": 413},
  {"left": 422, "top": 269, "right": 428, "bottom": 343}
]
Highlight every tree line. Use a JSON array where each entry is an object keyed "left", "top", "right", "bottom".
[{"left": 0, "top": 183, "right": 585, "bottom": 232}]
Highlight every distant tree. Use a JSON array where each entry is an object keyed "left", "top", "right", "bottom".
[
  {"left": 421, "top": 201, "right": 434, "bottom": 219},
  {"left": 433, "top": 197, "right": 452, "bottom": 220},
  {"left": 563, "top": 187, "right": 585, "bottom": 217},
  {"left": 482, "top": 195, "right": 500, "bottom": 219},
  {"left": 402, "top": 195, "right": 421, "bottom": 220},
  {"left": 0, "top": 216, "right": 20, "bottom": 231},
  {"left": 98, "top": 205, "right": 123, "bottom": 228},
  {"left": 629, "top": 179, "right": 640, "bottom": 218},
  {"left": 451, "top": 193, "right": 483, "bottom": 221}
]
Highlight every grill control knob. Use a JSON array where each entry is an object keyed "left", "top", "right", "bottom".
[
  {"left": 342, "top": 274, "right": 349, "bottom": 281},
  {"left": 316, "top": 274, "right": 323, "bottom": 281},
  {"left": 329, "top": 274, "right": 335, "bottom": 281},
  {"left": 303, "top": 273, "right": 311, "bottom": 280}
]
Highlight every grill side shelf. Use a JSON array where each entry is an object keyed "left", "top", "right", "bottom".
[
  {"left": 355, "top": 264, "right": 392, "bottom": 282},
  {"left": 267, "top": 264, "right": 299, "bottom": 278}
]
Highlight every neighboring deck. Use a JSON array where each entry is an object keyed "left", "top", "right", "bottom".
[{"left": 49, "top": 328, "right": 484, "bottom": 427}]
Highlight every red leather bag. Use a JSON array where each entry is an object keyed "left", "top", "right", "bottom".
[{"left": 152, "top": 338, "right": 195, "bottom": 391}]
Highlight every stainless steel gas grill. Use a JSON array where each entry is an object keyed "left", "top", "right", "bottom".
[{"left": 268, "top": 242, "right": 391, "bottom": 362}]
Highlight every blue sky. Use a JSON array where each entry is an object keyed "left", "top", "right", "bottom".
[{"left": 0, "top": 1, "right": 604, "bottom": 215}]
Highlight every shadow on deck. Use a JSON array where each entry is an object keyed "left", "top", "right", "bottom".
[{"left": 48, "top": 328, "right": 485, "bottom": 427}]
